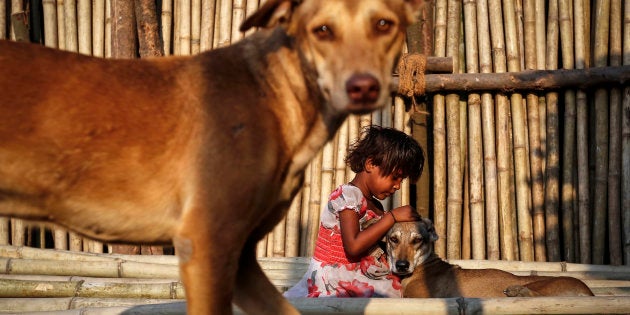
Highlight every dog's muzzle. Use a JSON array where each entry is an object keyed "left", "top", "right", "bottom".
[
  {"left": 345, "top": 73, "right": 381, "bottom": 111},
  {"left": 394, "top": 260, "right": 411, "bottom": 275}
]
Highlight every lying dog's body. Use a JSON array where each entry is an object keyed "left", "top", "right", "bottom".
[
  {"left": 0, "top": 0, "right": 423, "bottom": 314},
  {"left": 387, "top": 221, "right": 594, "bottom": 298}
]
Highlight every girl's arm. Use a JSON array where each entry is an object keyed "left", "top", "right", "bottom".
[
  {"left": 339, "top": 209, "right": 395, "bottom": 260},
  {"left": 339, "top": 205, "right": 421, "bottom": 260}
]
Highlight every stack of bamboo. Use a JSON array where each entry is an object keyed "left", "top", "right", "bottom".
[
  {"left": 0, "top": 0, "right": 628, "bottom": 267},
  {"left": 428, "top": 0, "right": 629, "bottom": 267},
  {"left": 0, "top": 246, "right": 629, "bottom": 313}
]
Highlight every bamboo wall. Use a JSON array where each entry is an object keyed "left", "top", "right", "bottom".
[{"left": 0, "top": 0, "right": 628, "bottom": 267}]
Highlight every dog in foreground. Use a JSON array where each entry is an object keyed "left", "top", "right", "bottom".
[
  {"left": 0, "top": 0, "right": 424, "bottom": 314},
  {"left": 386, "top": 220, "right": 594, "bottom": 298}
]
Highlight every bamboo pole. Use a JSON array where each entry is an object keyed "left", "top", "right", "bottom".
[
  {"left": 178, "top": 0, "right": 191, "bottom": 55},
  {"left": 8, "top": 0, "right": 26, "bottom": 244},
  {"left": 56, "top": 0, "right": 66, "bottom": 50},
  {"left": 271, "top": 216, "right": 286, "bottom": 257},
  {"left": 173, "top": 0, "right": 180, "bottom": 54},
  {"left": 567, "top": 1, "right": 592, "bottom": 263},
  {"left": 487, "top": 0, "right": 515, "bottom": 261},
  {"left": 432, "top": 0, "right": 448, "bottom": 259},
  {"left": 191, "top": 0, "right": 201, "bottom": 54},
  {"left": 463, "top": 0, "right": 484, "bottom": 260},
  {"left": 504, "top": 0, "right": 534, "bottom": 262},
  {"left": 231, "top": 0, "right": 246, "bottom": 43},
  {"left": 0, "top": 218, "right": 7, "bottom": 245},
  {"left": 9, "top": 0, "right": 22, "bottom": 41},
  {"left": 560, "top": 0, "right": 576, "bottom": 261},
  {"left": 623, "top": 0, "right": 630, "bottom": 266},
  {"left": 544, "top": 0, "right": 565, "bottom": 262},
  {"left": 42, "top": 0, "right": 58, "bottom": 47},
  {"left": 592, "top": 0, "right": 611, "bottom": 265},
  {"left": 64, "top": 0, "right": 78, "bottom": 52},
  {"left": 334, "top": 120, "right": 349, "bottom": 188},
  {"left": 0, "top": 258, "right": 179, "bottom": 279},
  {"left": 104, "top": 0, "right": 111, "bottom": 58},
  {"left": 161, "top": 0, "right": 173, "bottom": 55},
  {"left": 0, "top": 278, "right": 185, "bottom": 299},
  {"left": 607, "top": 0, "right": 622, "bottom": 266},
  {"left": 256, "top": 235, "right": 267, "bottom": 258},
  {"left": 77, "top": 0, "right": 91, "bottom": 55},
  {"left": 216, "top": 0, "right": 232, "bottom": 47},
  {"left": 284, "top": 192, "right": 301, "bottom": 257},
  {"left": 0, "top": 0, "right": 5, "bottom": 39},
  {"left": 299, "top": 164, "right": 312, "bottom": 257},
  {"left": 523, "top": 0, "right": 546, "bottom": 262},
  {"left": 535, "top": 0, "right": 546, "bottom": 175},
  {"left": 392, "top": 97, "right": 407, "bottom": 210},
  {"left": 199, "top": 0, "right": 215, "bottom": 51},
  {"left": 304, "top": 152, "right": 323, "bottom": 256},
  {"left": 346, "top": 116, "right": 360, "bottom": 182},
  {"left": 444, "top": 0, "right": 462, "bottom": 260},
  {"left": 475, "top": 0, "right": 500, "bottom": 261},
  {"left": 0, "top": 297, "right": 183, "bottom": 313},
  {"left": 92, "top": 0, "right": 105, "bottom": 57}
]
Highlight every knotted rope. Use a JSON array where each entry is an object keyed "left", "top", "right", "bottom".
[{"left": 396, "top": 53, "right": 429, "bottom": 117}]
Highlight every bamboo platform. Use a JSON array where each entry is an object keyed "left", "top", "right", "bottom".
[{"left": 0, "top": 246, "right": 629, "bottom": 314}]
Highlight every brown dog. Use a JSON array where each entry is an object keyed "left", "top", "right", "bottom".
[
  {"left": 0, "top": 0, "right": 424, "bottom": 314},
  {"left": 386, "top": 220, "right": 594, "bottom": 298}
]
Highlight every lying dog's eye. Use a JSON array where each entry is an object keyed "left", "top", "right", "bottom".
[
  {"left": 390, "top": 236, "right": 399, "bottom": 244},
  {"left": 313, "top": 25, "right": 334, "bottom": 40},
  {"left": 375, "top": 19, "right": 394, "bottom": 33},
  {"left": 411, "top": 237, "right": 422, "bottom": 244}
]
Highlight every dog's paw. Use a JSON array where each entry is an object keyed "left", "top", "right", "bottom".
[{"left": 503, "top": 285, "right": 539, "bottom": 297}]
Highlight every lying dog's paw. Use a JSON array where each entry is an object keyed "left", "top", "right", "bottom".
[{"left": 503, "top": 285, "right": 540, "bottom": 297}]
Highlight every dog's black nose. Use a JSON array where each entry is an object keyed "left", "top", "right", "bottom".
[
  {"left": 395, "top": 260, "right": 410, "bottom": 272},
  {"left": 346, "top": 74, "right": 380, "bottom": 104}
]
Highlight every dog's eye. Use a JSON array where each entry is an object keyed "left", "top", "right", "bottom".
[
  {"left": 411, "top": 237, "right": 422, "bottom": 244},
  {"left": 375, "top": 19, "right": 394, "bottom": 33},
  {"left": 389, "top": 236, "right": 399, "bottom": 244},
  {"left": 313, "top": 25, "right": 334, "bottom": 40}
]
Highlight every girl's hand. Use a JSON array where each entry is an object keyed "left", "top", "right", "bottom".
[{"left": 390, "top": 205, "right": 421, "bottom": 222}]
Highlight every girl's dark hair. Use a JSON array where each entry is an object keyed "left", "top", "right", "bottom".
[{"left": 345, "top": 125, "right": 425, "bottom": 182}]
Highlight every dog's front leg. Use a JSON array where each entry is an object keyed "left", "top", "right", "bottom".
[
  {"left": 174, "top": 214, "right": 240, "bottom": 314},
  {"left": 233, "top": 241, "right": 299, "bottom": 315}
]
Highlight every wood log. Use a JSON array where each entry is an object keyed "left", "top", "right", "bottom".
[
  {"left": 135, "top": 0, "right": 163, "bottom": 57},
  {"left": 392, "top": 65, "right": 630, "bottom": 94},
  {"left": 4, "top": 296, "right": 629, "bottom": 315}
]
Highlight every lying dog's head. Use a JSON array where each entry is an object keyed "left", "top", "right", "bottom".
[
  {"left": 241, "top": 0, "right": 425, "bottom": 115},
  {"left": 386, "top": 219, "right": 438, "bottom": 276}
]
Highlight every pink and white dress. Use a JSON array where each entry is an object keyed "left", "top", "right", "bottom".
[{"left": 283, "top": 184, "right": 401, "bottom": 298}]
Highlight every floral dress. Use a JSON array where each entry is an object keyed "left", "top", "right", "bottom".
[{"left": 283, "top": 184, "right": 401, "bottom": 298}]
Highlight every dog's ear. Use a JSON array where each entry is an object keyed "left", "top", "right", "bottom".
[
  {"left": 422, "top": 217, "right": 439, "bottom": 242},
  {"left": 404, "top": 0, "right": 426, "bottom": 25},
  {"left": 240, "top": 0, "right": 299, "bottom": 32}
]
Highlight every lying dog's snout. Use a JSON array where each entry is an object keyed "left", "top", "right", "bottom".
[
  {"left": 395, "top": 260, "right": 410, "bottom": 273},
  {"left": 346, "top": 74, "right": 380, "bottom": 104}
]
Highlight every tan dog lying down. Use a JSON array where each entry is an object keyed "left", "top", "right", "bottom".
[
  {"left": 386, "top": 220, "right": 594, "bottom": 298},
  {"left": 0, "top": 0, "right": 425, "bottom": 314}
]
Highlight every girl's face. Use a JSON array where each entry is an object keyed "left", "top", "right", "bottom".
[{"left": 367, "top": 165, "right": 404, "bottom": 200}]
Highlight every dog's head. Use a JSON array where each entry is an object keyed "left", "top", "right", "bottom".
[
  {"left": 240, "top": 0, "right": 425, "bottom": 115},
  {"left": 386, "top": 219, "right": 438, "bottom": 276}
]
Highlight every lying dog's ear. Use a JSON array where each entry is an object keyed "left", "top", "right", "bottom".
[
  {"left": 422, "top": 217, "right": 439, "bottom": 242},
  {"left": 240, "top": 0, "right": 299, "bottom": 32}
]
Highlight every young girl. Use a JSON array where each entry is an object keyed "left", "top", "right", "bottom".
[{"left": 284, "top": 125, "right": 425, "bottom": 298}]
